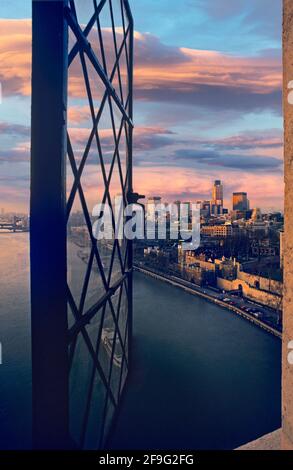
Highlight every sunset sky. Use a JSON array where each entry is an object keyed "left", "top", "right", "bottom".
[{"left": 0, "top": 0, "right": 283, "bottom": 212}]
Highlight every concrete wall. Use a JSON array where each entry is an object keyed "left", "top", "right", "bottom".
[
  {"left": 283, "top": 0, "right": 293, "bottom": 449},
  {"left": 217, "top": 277, "right": 282, "bottom": 311},
  {"left": 237, "top": 270, "right": 282, "bottom": 296}
]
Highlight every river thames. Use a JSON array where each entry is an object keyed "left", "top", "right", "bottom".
[{"left": 0, "top": 233, "right": 281, "bottom": 449}]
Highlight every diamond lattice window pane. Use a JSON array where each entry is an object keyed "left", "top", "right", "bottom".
[{"left": 66, "top": 0, "right": 133, "bottom": 448}]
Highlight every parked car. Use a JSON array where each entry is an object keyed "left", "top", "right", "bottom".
[
  {"left": 242, "top": 307, "right": 251, "bottom": 312},
  {"left": 252, "top": 311, "right": 263, "bottom": 319}
]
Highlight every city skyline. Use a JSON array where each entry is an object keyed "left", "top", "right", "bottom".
[
  {"left": 0, "top": 0, "right": 283, "bottom": 212},
  {"left": 144, "top": 179, "right": 282, "bottom": 215},
  {"left": 0, "top": 176, "right": 284, "bottom": 216}
]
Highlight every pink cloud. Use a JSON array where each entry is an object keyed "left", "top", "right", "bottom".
[
  {"left": 70, "top": 165, "right": 283, "bottom": 212},
  {"left": 0, "top": 19, "right": 283, "bottom": 211},
  {"left": 67, "top": 125, "right": 175, "bottom": 152},
  {"left": 0, "top": 19, "right": 281, "bottom": 110},
  {"left": 196, "top": 130, "right": 283, "bottom": 160},
  {"left": 0, "top": 19, "right": 31, "bottom": 97}
]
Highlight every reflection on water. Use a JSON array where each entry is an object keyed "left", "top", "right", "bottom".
[
  {"left": 0, "top": 233, "right": 31, "bottom": 449},
  {"left": 109, "top": 272, "right": 281, "bottom": 450},
  {"left": 0, "top": 233, "right": 281, "bottom": 450},
  {"left": 66, "top": 214, "right": 129, "bottom": 447}
]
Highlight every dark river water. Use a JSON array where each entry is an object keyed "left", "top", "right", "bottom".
[{"left": 0, "top": 233, "right": 281, "bottom": 449}]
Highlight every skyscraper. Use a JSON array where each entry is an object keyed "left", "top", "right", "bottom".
[
  {"left": 232, "top": 192, "right": 249, "bottom": 211},
  {"left": 201, "top": 200, "right": 211, "bottom": 218},
  {"left": 212, "top": 180, "right": 223, "bottom": 204},
  {"left": 147, "top": 196, "right": 162, "bottom": 220},
  {"left": 211, "top": 180, "right": 223, "bottom": 215}
]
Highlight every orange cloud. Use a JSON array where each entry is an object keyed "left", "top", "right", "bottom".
[
  {"left": 0, "top": 19, "right": 282, "bottom": 106},
  {"left": 0, "top": 19, "right": 31, "bottom": 97},
  {"left": 0, "top": 19, "right": 283, "bottom": 211}
]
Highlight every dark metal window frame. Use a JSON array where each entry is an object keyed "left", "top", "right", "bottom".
[{"left": 30, "top": 0, "right": 133, "bottom": 449}]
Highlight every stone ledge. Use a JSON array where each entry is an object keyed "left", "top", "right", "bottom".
[{"left": 236, "top": 429, "right": 281, "bottom": 450}]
